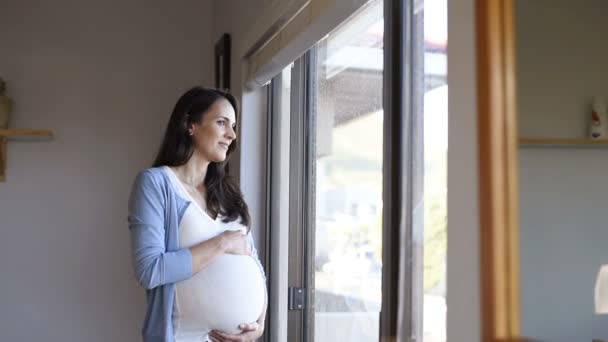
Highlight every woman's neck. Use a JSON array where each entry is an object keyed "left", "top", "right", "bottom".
[{"left": 172, "top": 154, "right": 210, "bottom": 188}]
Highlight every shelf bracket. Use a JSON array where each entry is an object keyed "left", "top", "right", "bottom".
[
  {"left": 0, "top": 137, "right": 6, "bottom": 182},
  {"left": 0, "top": 129, "right": 53, "bottom": 182}
]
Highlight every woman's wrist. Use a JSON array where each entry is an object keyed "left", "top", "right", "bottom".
[{"left": 215, "top": 234, "right": 229, "bottom": 253}]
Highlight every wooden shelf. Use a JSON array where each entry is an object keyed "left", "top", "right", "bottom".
[
  {"left": 0, "top": 128, "right": 54, "bottom": 182},
  {"left": 0, "top": 129, "right": 53, "bottom": 138},
  {"left": 519, "top": 137, "right": 608, "bottom": 147}
]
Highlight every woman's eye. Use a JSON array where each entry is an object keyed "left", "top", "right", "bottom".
[{"left": 217, "top": 121, "right": 226, "bottom": 126}]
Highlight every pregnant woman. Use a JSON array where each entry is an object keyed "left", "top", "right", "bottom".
[{"left": 128, "top": 87, "right": 267, "bottom": 342}]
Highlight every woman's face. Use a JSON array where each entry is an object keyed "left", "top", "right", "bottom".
[{"left": 189, "top": 98, "right": 237, "bottom": 163}]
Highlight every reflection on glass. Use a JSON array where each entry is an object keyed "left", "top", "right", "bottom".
[
  {"left": 312, "top": 1, "right": 383, "bottom": 341},
  {"left": 422, "top": 0, "right": 447, "bottom": 341}
]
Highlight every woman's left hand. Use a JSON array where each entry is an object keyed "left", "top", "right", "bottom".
[{"left": 208, "top": 322, "right": 264, "bottom": 342}]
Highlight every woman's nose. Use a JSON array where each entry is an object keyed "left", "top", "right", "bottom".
[{"left": 226, "top": 125, "right": 236, "bottom": 139}]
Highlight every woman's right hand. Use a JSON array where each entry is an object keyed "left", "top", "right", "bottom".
[
  {"left": 217, "top": 230, "right": 251, "bottom": 256},
  {"left": 189, "top": 230, "right": 251, "bottom": 274}
]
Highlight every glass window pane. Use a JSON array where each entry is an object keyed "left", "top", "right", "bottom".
[{"left": 311, "top": 1, "right": 384, "bottom": 341}]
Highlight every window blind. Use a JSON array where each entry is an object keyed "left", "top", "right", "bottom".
[{"left": 244, "top": 0, "right": 371, "bottom": 90}]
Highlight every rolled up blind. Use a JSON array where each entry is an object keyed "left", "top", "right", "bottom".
[{"left": 244, "top": 0, "right": 371, "bottom": 90}]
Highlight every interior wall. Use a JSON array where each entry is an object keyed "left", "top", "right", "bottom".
[
  {"left": 446, "top": 0, "right": 481, "bottom": 341},
  {"left": 0, "top": 1, "right": 214, "bottom": 340},
  {"left": 516, "top": 0, "right": 608, "bottom": 340}
]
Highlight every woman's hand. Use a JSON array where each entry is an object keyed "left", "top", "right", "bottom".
[
  {"left": 189, "top": 229, "right": 251, "bottom": 274},
  {"left": 218, "top": 230, "right": 251, "bottom": 256},
  {"left": 208, "top": 322, "right": 264, "bottom": 342},
  {"left": 209, "top": 304, "right": 267, "bottom": 342}
]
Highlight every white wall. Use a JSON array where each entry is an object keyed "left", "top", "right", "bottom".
[
  {"left": 0, "top": 1, "right": 214, "bottom": 341},
  {"left": 516, "top": 0, "right": 608, "bottom": 340},
  {"left": 446, "top": 0, "right": 481, "bottom": 341},
  {"left": 517, "top": 0, "right": 608, "bottom": 139}
]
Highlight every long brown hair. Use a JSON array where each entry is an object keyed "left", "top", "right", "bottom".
[{"left": 152, "top": 86, "right": 250, "bottom": 228}]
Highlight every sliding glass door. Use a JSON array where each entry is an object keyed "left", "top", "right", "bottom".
[{"left": 263, "top": 0, "right": 447, "bottom": 340}]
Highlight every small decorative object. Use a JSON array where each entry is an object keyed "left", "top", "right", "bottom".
[
  {"left": 593, "top": 267, "right": 608, "bottom": 342},
  {"left": 595, "top": 264, "right": 608, "bottom": 314},
  {"left": 590, "top": 97, "right": 607, "bottom": 139},
  {"left": 0, "top": 78, "right": 12, "bottom": 129},
  {"left": 215, "top": 33, "right": 231, "bottom": 91}
]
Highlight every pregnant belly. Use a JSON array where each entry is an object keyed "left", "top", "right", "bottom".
[{"left": 174, "top": 254, "right": 266, "bottom": 335}]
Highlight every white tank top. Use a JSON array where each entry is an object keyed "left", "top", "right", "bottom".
[{"left": 164, "top": 166, "right": 266, "bottom": 342}]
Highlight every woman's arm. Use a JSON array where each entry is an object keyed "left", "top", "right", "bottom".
[
  {"left": 189, "top": 230, "right": 250, "bottom": 274},
  {"left": 128, "top": 170, "right": 193, "bottom": 289},
  {"left": 129, "top": 171, "right": 253, "bottom": 289}
]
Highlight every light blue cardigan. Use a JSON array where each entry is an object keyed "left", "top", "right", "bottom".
[{"left": 127, "top": 167, "right": 264, "bottom": 342}]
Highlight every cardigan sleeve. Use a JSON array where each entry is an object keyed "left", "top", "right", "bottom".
[{"left": 128, "top": 170, "right": 193, "bottom": 289}]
